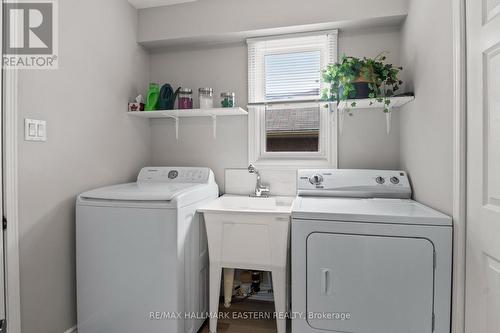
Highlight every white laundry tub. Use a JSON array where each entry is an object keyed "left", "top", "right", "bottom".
[{"left": 199, "top": 195, "right": 293, "bottom": 333}]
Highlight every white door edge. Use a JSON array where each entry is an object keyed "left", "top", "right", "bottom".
[
  {"left": 465, "top": 0, "right": 500, "bottom": 332},
  {"left": 451, "top": 0, "right": 467, "bottom": 333}
]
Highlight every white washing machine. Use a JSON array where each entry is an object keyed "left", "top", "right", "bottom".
[
  {"left": 76, "top": 167, "right": 218, "bottom": 333},
  {"left": 292, "top": 169, "right": 452, "bottom": 333}
]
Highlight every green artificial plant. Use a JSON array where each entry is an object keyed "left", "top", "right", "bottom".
[{"left": 322, "top": 52, "right": 403, "bottom": 113}]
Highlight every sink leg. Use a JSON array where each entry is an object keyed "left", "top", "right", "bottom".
[
  {"left": 223, "top": 268, "right": 235, "bottom": 308},
  {"left": 272, "top": 268, "right": 287, "bottom": 333},
  {"left": 209, "top": 265, "right": 222, "bottom": 333}
]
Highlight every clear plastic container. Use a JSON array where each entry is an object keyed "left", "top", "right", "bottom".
[
  {"left": 178, "top": 88, "right": 193, "bottom": 109},
  {"left": 199, "top": 88, "right": 214, "bottom": 109},
  {"left": 220, "top": 92, "right": 236, "bottom": 108}
]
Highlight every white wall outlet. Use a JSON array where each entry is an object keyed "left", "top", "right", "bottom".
[{"left": 25, "top": 119, "right": 47, "bottom": 141}]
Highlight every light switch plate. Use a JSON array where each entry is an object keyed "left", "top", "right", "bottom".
[{"left": 25, "top": 119, "right": 47, "bottom": 141}]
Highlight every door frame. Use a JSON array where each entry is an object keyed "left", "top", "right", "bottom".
[
  {"left": 0, "top": 0, "right": 21, "bottom": 333},
  {"left": 451, "top": 0, "right": 467, "bottom": 332},
  {"left": 2, "top": 0, "right": 22, "bottom": 328},
  {"left": 3, "top": 67, "right": 21, "bottom": 333}
]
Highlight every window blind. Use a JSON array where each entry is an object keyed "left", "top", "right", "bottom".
[
  {"left": 265, "top": 50, "right": 321, "bottom": 100},
  {"left": 247, "top": 31, "right": 338, "bottom": 103}
]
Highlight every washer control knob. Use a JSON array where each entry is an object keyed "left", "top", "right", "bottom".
[
  {"left": 375, "top": 176, "right": 385, "bottom": 184},
  {"left": 390, "top": 176, "right": 400, "bottom": 185},
  {"left": 309, "top": 174, "right": 324, "bottom": 185}
]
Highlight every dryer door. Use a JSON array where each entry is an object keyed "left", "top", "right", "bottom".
[{"left": 307, "top": 232, "right": 435, "bottom": 333}]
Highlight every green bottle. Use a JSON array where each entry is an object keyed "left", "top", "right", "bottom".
[{"left": 145, "top": 83, "right": 160, "bottom": 111}]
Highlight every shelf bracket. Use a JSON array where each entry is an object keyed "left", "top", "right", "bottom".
[
  {"left": 164, "top": 115, "right": 179, "bottom": 140},
  {"left": 210, "top": 114, "right": 217, "bottom": 139},
  {"left": 327, "top": 102, "right": 336, "bottom": 126},
  {"left": 385, "top": 107, "right": 393, "bottom": 135},
  {"left": 338, "top": 107, "right": 346, "bottom": 136}
]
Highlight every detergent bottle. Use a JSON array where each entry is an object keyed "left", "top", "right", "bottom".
[{"left": 145, "top": 83, "right": 160, "bottom": 111}]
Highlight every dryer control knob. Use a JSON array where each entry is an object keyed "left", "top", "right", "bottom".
[
  {"left": 309, "top": 174, "right": 324, "bottom": 185},
  {"left": 375, "top": 176, "right": 385, "bottom": 184},
  {"left": 390, "top": 176, "right": 400, "bottom": 184}
]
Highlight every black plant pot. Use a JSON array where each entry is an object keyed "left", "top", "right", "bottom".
[{"left": 339, "top": 82, "right": 371, "bottom": 99}]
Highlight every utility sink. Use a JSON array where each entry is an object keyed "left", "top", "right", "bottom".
[
  {"left": 198, "top": 195, "right": 293, "bottom": 270},
  {"left": 199, "top": 194, "right": 294, "bottom": 214},
  {"left": 198, "top": 194, "right": 294, "bottom": 333}
]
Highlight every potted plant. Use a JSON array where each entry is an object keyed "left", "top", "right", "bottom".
[{"left": 322, "top": 52, "right": 403, "bottom": 113}]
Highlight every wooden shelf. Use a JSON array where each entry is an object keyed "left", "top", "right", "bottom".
[
  {"left": 336, "top": 96, "right": 415, "bottom": 110},
  {"left": 127, "top": 107, "right": 247, "bottom": 118},
  {"left": 128, "top": 107, "right": 247, "bottom": 140}
]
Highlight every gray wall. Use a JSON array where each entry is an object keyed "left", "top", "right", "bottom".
[
  {"left": 149, "top": 27, "right": 403, "bottom": 191},
  {"left": 399, "top": 0, "right": 454, "bottom": 215},
  {"left": 338, "top": 27, "right": 402, "bottom": 170},
  {"left": 138, "top": 0, "right": 408, "bottom": 46},
  {"left": 150, "top": 43, "right": 248, "bottom": 191},
  {"left": 17, "top": 0, "right": 151, "bottom": 332}
]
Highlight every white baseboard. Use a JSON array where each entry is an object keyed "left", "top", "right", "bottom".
[{"left": 63, "top": 325, "right": 77, "bottom": 333}]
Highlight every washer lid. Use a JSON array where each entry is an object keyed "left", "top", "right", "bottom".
[
  {"left": 292, "top": 197, "right": 452, "bottom": 226},
  {"left": 79, "top": 182, "right": 203, "bottom": 201}
]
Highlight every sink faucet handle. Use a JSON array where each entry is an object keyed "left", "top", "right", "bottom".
[
  {"left": 257, "top": 185, "right": 271, "bottom": 197},
  {"left": 247, "top": 163, "right": 270, "bottom": 197},
  {"left": 248, "top": 163, "right": 258, "bottom": 174}
]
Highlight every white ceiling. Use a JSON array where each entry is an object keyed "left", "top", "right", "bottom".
[{"left": 128, "top": 0, "right": 197, "bottom": 9}]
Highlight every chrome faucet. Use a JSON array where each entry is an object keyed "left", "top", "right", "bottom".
[{"left": 248, "top": 163, "right": 270, "bottom": 197}]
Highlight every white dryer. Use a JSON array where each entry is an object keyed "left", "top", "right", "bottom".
[
  {"left": 292, "top": 169, "right": 452, "bottom": 333},
  {"left": 76, "top": 167, "right": 218, "bottom": 333}
]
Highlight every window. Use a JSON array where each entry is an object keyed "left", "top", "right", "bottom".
[
  {"left": 247, "top": 31, "right": 338, "bottom": 167},
  {"left": 265, "top": 105, "right": 319, "bottom": 152}
]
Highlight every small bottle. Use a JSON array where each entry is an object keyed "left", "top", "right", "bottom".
[
  {"left": 177, "top": 88, "right": 193, "bottom": 109},
  {"left": 199, "top": 88, "right": 214, "bottom": 109},
  {"left": 220, "top": 92, "right": 236, "bottom": 108}
]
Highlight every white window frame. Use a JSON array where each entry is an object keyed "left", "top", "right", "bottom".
[
  {"left": 248, "top": 102, "right": 337, "bottom": 168},
  {"left": 247, "top": 30, "right": 338, "bottom": 168}
]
